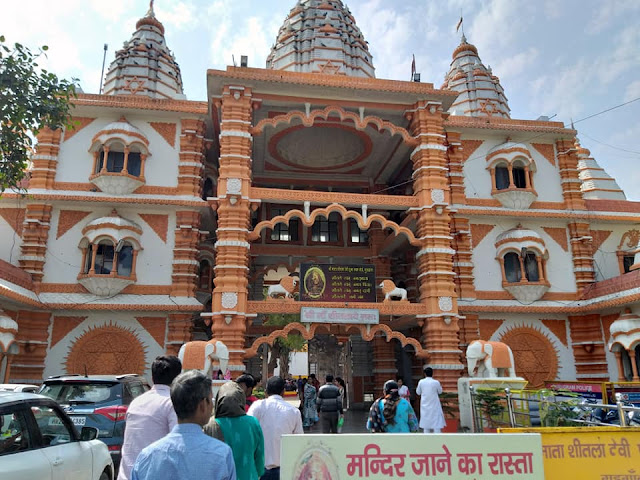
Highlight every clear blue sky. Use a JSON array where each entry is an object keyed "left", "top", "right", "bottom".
[{"left": 2, "top": 1, "right": 638, "bottom": 199}]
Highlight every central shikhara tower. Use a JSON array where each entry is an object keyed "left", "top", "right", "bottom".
[{"left": 1, "top": 1, "right": 639, "bottom": 394}]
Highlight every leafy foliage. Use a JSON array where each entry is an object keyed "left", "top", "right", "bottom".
[{"left": 0, "top": 36, "right": 77, "bottom": 192}]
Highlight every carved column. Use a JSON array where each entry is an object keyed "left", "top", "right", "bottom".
[
  {"left": 557, "top": 139, "right": 595, "bottom": 293},
  {"left": 11, "top": 311, "right": 51, "bottom": 382},
  {"left": 614, "top": 351, "right": 625, "bottom": 382},
  {"left": 568, "top": 314, "right": 608, "bottom": 379},
  {"left": 451, "top": 217, "right": 475, "bottom": 300},
  {"left": 30, "top": 128, "right": 62, "bottom": 189},
  {"left": 166, "top": 313, "right": 192, "bottom": 356},
  {"left": 372, "top": 335, "right": 396, "bottom": 393},
  {"left": 171, "top": 211, "right": 200, "bottom": 297},
  {"left": 19, "top": 204, "right": 53, "bottom": 287},
  {"left": 446, "top": 131, "right": 465, "bottom": 205},
  {"left": 210, "top": 86, "right": 254, "bottom": 375},
  {"left": 178, "top": 119, "right": 206, "bottom": 196},
  {"left": 629, "top": 350, "right": 640, "bottom": 382},
  {"left": 367, "top": 219, "right": 391, "bottom": 302},
  {"left": 409, "top": 101, "right": 462, "bottom": 391}
]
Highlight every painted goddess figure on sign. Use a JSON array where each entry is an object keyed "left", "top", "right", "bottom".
[{"left": 304, "top": 267, "right": 326, "bottom": 299}]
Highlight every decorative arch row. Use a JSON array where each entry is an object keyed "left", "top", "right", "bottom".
[
  {"left": 250, "top": 105, "right": 419, "bottom": 147},
  {"left": 243, "top": 322, "right": 428, "bottom": 359},
  {"left": 248, "top": 203, "right": 421, "bottom": 246}
]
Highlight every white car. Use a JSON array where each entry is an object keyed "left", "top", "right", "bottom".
[
  {"left": 0, "top": 391, "right": 114, "bottom": 479},
  {"left": 0, "top": 384, "right": 39, "bottom": 393}
]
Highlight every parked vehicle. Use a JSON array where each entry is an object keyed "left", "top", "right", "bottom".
[
  {"left": 38, "top": 374, "right": 150, "bottom": 471},
  {"left": 0, "top": 391, "right": 113, "bottom": 479},
  {"left": 0, "top": 384, "right": 39, "bottom": 393}
]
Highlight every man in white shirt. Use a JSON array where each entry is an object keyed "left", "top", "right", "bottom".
[
  {"left": 248, "top": 376, "right": 303, "bottom": 480},
  {"left": 118, "top": 356, "right": 182, "bottom": 480},
  {"left": 415, "top": 366, "right": 446, "bottom": 433}
]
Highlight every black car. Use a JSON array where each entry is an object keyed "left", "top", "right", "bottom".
[{"left": 38, "top": 374, "right": 150, "bottom": 471}]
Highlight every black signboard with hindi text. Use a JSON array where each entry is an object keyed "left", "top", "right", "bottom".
[{"left": 299, "top": 263, "right": 376, "bottom": 303}]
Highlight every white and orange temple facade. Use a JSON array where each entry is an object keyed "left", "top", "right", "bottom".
[{"left": 1, "top": 1, "right": 640, "bottom": 398}]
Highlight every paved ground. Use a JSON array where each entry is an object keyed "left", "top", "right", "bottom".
[{"left": 284, "top": 397, "right": 369, "bottom": 433}]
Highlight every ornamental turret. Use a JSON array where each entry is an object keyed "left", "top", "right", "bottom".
[
  {"left": 575, "top": 138, "right": 626, "bottom": 200},
  {"left": 102, "top": 2, "right": 185, "bottom": 99},
  {"left": 442, "top": 35, "right": 510, "bottom": 118},
  {"left": 266, "top": 0, "right": 375, "bottom": 78}
]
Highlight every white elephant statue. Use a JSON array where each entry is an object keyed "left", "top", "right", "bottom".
[
  {"left": 178, "top": 339, "right": 229, "bottom": 377},
  {"left": 466, "top": 340, "right": 517, "bottom": 378}
]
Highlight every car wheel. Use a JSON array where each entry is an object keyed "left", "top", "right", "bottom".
[{"left": 99, "top": 469, "right": 110, "bottom": 480}]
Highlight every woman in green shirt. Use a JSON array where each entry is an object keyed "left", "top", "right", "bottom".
[{"left": 204, "top": 381, "right": 265, "bottom": 480}]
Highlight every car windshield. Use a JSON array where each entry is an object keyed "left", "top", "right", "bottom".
[{"left": 39, "top": 381, "right": 121, "bottom": 404}]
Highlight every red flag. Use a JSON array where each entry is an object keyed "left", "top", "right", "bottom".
[{"left": 456, "top": 17, "right": 463, "bottom": 32}]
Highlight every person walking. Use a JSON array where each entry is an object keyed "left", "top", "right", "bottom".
[
  {"left": 366, "top": 380, "right": 418, "bottom": 433},
  {"left": 301, "top": 378, "right": 317, "bottom": 428},
  {"left": 316, "top": 374, "right": 343, "bottom": 434},
  {"left": 118, "top": 356, "right": 182, "bottom": 480},
  {"left": 131, "top": 370, "right": 236, "bottom": 480},
  {"left": 415, "top": 366, "right": 446, "bottom": 433},
  {"left": 248, "top": 376, "right": 303, "bottom": 480},
  {"left": 204, "top": 382, "right": 264, "bottom": 480},
  {"left": 309, "top": 373, "right": 320, "bottom": 392}
]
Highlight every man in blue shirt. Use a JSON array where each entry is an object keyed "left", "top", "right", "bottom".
[{"left": 131, "top": 370, "right": 236, "bottom": 480}]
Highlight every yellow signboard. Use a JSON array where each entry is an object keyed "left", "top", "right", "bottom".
[
  {"left": 281, "top": 433, "right": 544, "bottom": 479},
  {"left": 501, "top": 427, "right": 640, "bottom": 480}
]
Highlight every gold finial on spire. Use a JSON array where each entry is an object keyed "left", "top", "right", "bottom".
[{"left": 146, "top": 0, "right": 155, "bottom": 17}]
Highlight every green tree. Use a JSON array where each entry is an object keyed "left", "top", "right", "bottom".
[
  {"left": 0, "top": 36, "right": 77, "bottom": 192},
  {"left": 264, "top": 312, "right": 306, "bottom": 379}
]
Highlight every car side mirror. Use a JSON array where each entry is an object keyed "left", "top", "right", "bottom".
[{"left": 80, "top": 426, "right": 99, "bottom": 441}]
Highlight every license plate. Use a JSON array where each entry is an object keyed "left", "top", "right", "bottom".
[{"left": 71, "top": 416, "right": 86, "bottom": 426}]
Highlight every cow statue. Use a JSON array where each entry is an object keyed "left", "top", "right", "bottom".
[
  {"left": 178, "top": 339, "right": 229, "bottom": 377},
  {"left": 267, "top": 276, "right": 297, "bottom": 300},
  {"left": 466, "top": 340, "right": 517, "bottom": 378},
  {"left": 378, "top": 280, "right": 408, "bottom": 302}
]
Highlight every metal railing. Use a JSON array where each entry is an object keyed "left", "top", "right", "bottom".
[{"left": 469, "top": 387, "right": 640, "bottom": 431}]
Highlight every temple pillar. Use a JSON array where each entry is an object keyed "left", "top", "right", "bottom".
[
  {"left": 166, "top": 313, "right": 193, "bottom": 356},
  {"left": 29, "top": 127, "right": 62, "bottom": 189},
  {"left": 178, "top": 119, "right": 207, "bottom": 196},
  {"left": 409, "top": 100, "right": 463, "bottom": 391},
  {"left": 19, "top": 204, "right": 53, "bottom": 288},
  {"left": 210, "top": 86, "right": 255, "bottom": 376},
  {"left": 629, "top": 349, "right": 640, "bottom": 382},
  {"left": 171, "top": 211, "right": 200, "bottom": 297},
  {"left": 372, "top": 335, "right": 396, "bottom": 393},
  {"left": 11, "top": 311, "right": 51, "bottom": 382}
]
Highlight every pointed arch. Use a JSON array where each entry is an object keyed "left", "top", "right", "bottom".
[{"left": 248, "top": 203, "right": 421, "bottom": 246}]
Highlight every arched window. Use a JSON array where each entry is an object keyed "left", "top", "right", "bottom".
[
  {"left": 127, "top": 148, "right": 142, "bottom": 177},
  {"left": 495, "top": 164, "right": 510, "bottom": 190},
  {"left": 502, "top": 249, "right": 545, "bottom": 284},
  {"left": 503, "top": 252, "right": 522, "bottom": 283},
  {"left": 117, "top": 243, "right": 135, "bottom": 277},
  {"left": 93, "top": 240, "right": 115, "bottom": 275},
  {"left": 617, "top": 230, "right": 640, "bottom": 274},
  {"left": 621, "top": 349, "right": 634, "bottom": 382},
  {"left": 512, "top": 160, "right": 527, "bottom": 189}
]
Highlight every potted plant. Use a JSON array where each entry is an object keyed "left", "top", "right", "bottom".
[{"left": 473, "top": 388, "right": 506, "bottom": 432}]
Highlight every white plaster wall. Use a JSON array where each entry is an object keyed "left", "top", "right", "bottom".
[
  {"left": 591, "top": 223, "right": 638, "bottom": 281},
  {"left": 43, "top": 312, "right": 167, "bottom": 381},
  {"left": 0, "top": 214, "right": 23, "bottom": 266},
  {"left": 56, "top": 115, "right": 180, "bottom": 188},
  {"left": 462, "top": 139, "right": 564, "bottom": 202},
  {"left": 42, "top": 207, "right": 176, "bottom": 285},
  {"left": 470, "top": 220, "right": 576, "bottom": 293},
  {"left": 488, "top": 314, "right": 577, "bottom": 381}
]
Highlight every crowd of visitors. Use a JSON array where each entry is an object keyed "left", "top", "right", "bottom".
[{"left": 119, "top": 356, "right": 446, "bottom": 480}]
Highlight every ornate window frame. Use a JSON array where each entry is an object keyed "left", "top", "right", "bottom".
[
  {"left": 486, "top": 144, "right": 537, "bottom": 209},
  {"left": 265, "top": 205, "right": 303, "bottom": 245},
  {"left": 88, "top": 117, "right": 150, "bottom": 195},
  {"left": 617, "top": 229, "right": 640, "bottom": 274},
  {"left": 77, "top": 211, "right": 143, "bottom": 296}
]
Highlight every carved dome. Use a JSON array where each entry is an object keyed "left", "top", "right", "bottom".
[
  {"left": 103, "top": 4, "right": 185, "bottom": 99},
  {"left": 575, "top": 138, "right": 626, "bottom": 200},
  {"left": 609, "top": 309, "right": 640, "bottom": 351},
  {"left": 442, "top": 35, "right": 510, "bottom": 118},
  {"left": 495, "top": 226, "right": 546, "bottom": 257},
  {"left": 266, "top": 0, "right": 375, "bottom": 78},
  {"left": 91, "top": 117, "right": 149, "bottom": 152},
  {"left": 81, "top": 210, "right": 143, "bottom": 249}
]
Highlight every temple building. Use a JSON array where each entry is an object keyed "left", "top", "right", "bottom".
[{"left": 1, "top": 0, "right": 640, "bottom": 399}]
